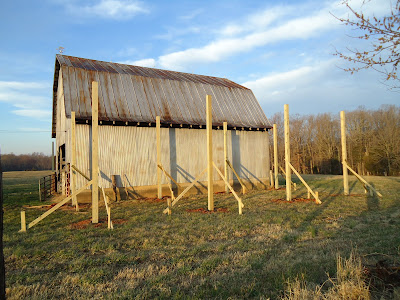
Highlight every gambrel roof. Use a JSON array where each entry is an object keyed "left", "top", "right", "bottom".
[{"left": 52, "top": 54, "right": 271, "bottom": 137}]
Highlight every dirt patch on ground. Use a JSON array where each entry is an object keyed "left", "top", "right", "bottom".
[
  {"left": 186, "top": 207, "right": 229, "bottom": 213},
  {"left": 69, "top": 218, "right": 128, "bottom": 229},
  {"left": 271, "top": 198, "right": 318, "bottom": 203},
  {"left": 365, "top": 260, "right": 400, "bottom": 295}
]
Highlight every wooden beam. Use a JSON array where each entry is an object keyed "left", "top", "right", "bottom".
[
  {"left": 28, "top": 180, "right": 93, "bottom": 229},
  {"left": 226, "top": 159, "right": 247, "bottom": 194},
  {"left": 38, "top": 179, "right": 41, "bottom": 202},
  {"left": 273, "top": 124, "right": 279, "bottom": 189},
  {"left": 270, "top": 170, "right": 274, "bottom": 187},
  {"left": 121, "top": 173, "right": 130, "bottom": 200},
  {"left": 223, "top": 122, "right": 229, "bottom": 193},
  {"left": 71, "top": 111, "right": 78, "bottom": 210},
  {"left": 51, "top": 141, "right": 54, "bottom": 171},
  {"left": 206, "top": 95, "right": 214, "bottom": 211},
  {"left": 20, "top": 211, "right": 26, "bottom": 232},
  {"left": 156, "top": 116, "right": 162, "bottom": 199},
  {"left": 92, "top": 81, "right": 99, "bottom": 223},
  {"left": 344, "top": 161, "right": 383, "bottom": 197},
  {"left": 284, "top": 104, "right": 292, "bottom": 201},
  {"left": 71, "top": 165, "right": 91, "bottom": 181},
  {"left": 157, "top": 165, "right": 180, "bottom": 187},
  {"left": 101, "top": 187, "right": 113, "bottom": 230},
  {"left": 289, "top": 163, "right": 321, "bottom": 204},
  {"left": 340, "top": 111, "right": 349, "bottom": 195},
  {"left": 163, "top": 168, "right": 207, "bottom": 214},
  {"left": 213, "top": 162, "right": 243, "bottom": 215}
]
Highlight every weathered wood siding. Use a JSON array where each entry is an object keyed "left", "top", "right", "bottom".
[{"left": 68, "top": 124, "right": 269, "bottom": 189}]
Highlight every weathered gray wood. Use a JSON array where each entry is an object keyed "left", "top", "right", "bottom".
[
  {"left": 156, "top": 116, "right": 162, "bottom": 198},
  {"left": 111, "top": 175, "right": 119, "bottom": 201}
]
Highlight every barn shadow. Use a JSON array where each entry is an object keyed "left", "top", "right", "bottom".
[
  {"left": 366, "top": 183, "right": 380, "bottom": 210},
  {"left": 169, "top": 128, "right": 178, "bottom": 191},
  {"left": 231, "top": 130, "right": 241, "bottom": 179}
]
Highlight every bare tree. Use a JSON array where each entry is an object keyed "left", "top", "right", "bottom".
[{"left": 334, "top": 0, "right": 400, "bottom": 89}]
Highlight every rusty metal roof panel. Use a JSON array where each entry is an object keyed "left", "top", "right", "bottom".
[{"left": 52, "top": 54, "right": 271, "bottom": 137}]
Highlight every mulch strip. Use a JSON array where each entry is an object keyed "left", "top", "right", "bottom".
[
  {"left": 271, "top": 198, "right": 317, "bottom": 203},
  {"left": 186, "top": 207, "right": 229, "bottom": 213},
  {"left": 69, "top": 218, "right": 128, "bottom": 229}
]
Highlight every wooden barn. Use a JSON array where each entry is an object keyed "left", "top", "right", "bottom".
[{"left": 52, "top": 54, "right": 272, "bottom": 200}]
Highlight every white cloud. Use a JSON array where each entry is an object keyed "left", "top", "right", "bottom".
[
  {"left": 64, "top": 0, "right": 148, "bottom": 20},
  {"left": 13, "top": 109, "right": 51, "bottom": 119},
  {"left": 131, "top": 2, "right": 344, "bottom": 71},
  {"left": 0, "top": 80, "right": 50, "bottom": 121},
  {"left": 120, "top": 58, "right": 156, "bottom": 68}
]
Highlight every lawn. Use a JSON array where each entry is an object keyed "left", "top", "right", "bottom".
[{"left": 2, "top": 172, "right": 400, "bottom": 299}]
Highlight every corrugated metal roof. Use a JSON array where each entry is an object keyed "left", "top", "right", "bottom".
[{"left": 52, "top": 55, "right": 271, "bottom": 137}]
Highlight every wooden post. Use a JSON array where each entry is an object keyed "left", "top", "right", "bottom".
[
  {"left": 207, "top": 95, "right": 214, "bottom": 211},
  {"left": 20, "top": 211, "right": 26, "bottom": 232},
  {"left": 273, "top": 124, "right": 279, "bottom": 189},
  {"left": 51, "top": 141, "right": 54, "bottom": 171},
  {"left": 0, "top": 149, "right": 4, "bottom": 298},
  {"left": 71, "top": 111, "right": 77, "bottom": 209},
  {"left": 340, "top": 111, "right": 349, "bottom": 195},
  {"left": 156, "top": 116, "right": 162, "bottom": 199},
  {"left": 270, "top": 170, "right": 274, "bottom": 187},
  {"left": 38, "top": 179, "right": 41, "bottom": 201},
  {"left": 223, "top": 122, "right": 228, "bottom": 193},
  {"left": 284, "top": 104, "right": 292, "bottom": 201},
  {"left": 92, "top": 81, "right": 99, "bottom": 223},
  {"left": 111, "top": 175, "right": 119, "bottom": 201}
]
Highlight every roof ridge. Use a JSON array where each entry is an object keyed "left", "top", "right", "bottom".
[{"left": 56, "top": 54, "right": 249, "bottom": 90}]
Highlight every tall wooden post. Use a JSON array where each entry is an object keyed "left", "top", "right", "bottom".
[
  {"left": 0, "top": 150, "right": 5, "bottom": 298},
  {"left": 51, "top": 141, "right": 54, "bottom": 171},
  {"left": 273, "top": 123, "right": 279, "bottom": 189},
  {"left": 92, "top": 81, "right": 99, "bottom": 223},
  {"left": 223, "top": 122, "right": 228, "bottom": 193},
  {"left": 340, "top": 111, "right": 349, "bottom": 195},
  {"left": 71, "top": 111, "right": 77, "bottom": 207},
  {"left": 156, "top": 116, "right": 162, "bottom": 199},
  {"left": 284, "top": 104, "right": 292, "bottom": 201},
  {"left": 207, "top": 95, "right": 214, "bottom": 211}
]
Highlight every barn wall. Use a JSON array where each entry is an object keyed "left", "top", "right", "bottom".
[{"left": 69, "top": 124, "right": 269, "bottom": 190}]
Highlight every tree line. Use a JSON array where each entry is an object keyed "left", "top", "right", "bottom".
[
  {"left": 269, "top": 105, "right": 400, "bottom": 176},
  {"left": 1, "top": 152, "right": 52, "bottom": 172}
]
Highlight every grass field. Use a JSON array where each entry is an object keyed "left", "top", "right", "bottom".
[{"left": 2, "top": 171, "right": 400, "bottom": 299}]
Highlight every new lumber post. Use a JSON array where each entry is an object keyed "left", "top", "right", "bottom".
[
  {"left": 340, "top": 111, "right": 349, "bottom": 195},
  {"left": 207, "top": 95, "right": 214, "bottom": 211},
  {"left": 92, "top": 81, "right": 99, "bottom": 223},
  {"left": 284, "top": 104, "right": 292, "bottom": 201},
  {"left": 71, "top": 111, "right": 78, "bottom": 209},
  {"left": 156, "top": 116, "right": 162, "bottom": 199},
  {"left": 273, "top": 123, "right": 279, "bottom": 189},
  {"left": 223, "top": 122, "right": 229, "bottom": 193}
]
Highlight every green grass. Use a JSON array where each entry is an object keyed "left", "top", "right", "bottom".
[{"left": 3, "top": 172, "right": 400, "bottom": 299}]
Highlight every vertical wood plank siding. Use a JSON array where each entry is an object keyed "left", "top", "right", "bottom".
[{"left": 73, "top": 125, "right": 269, "bottom": 189}]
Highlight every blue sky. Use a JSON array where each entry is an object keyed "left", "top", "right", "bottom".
[{"left": 0, "top": 0, "right": 398, "bottom": 155}]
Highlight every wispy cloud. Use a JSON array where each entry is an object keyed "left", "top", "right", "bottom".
[
  {"left": 62, "top": 0, "right": 149, "bottom": 20},
  {"left": 0, "top": 80, "right": 51, "bottom": 121},
  {"left": 179, "top": 8, "right": 204, "bottom": 21},
  {"left": 132, "top": 1, "right": 344, "bottom": 71},
  {"left": 120, "top": 58, "right": 156, "bottom": 67}
]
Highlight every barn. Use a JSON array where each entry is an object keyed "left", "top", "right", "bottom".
[{"left": 52, "top": 54, "right": 272, "bottom": 200}]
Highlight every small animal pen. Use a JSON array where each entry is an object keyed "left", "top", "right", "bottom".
[{"left": 43, "top": 55, "right": 271, "bottom": 224}]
